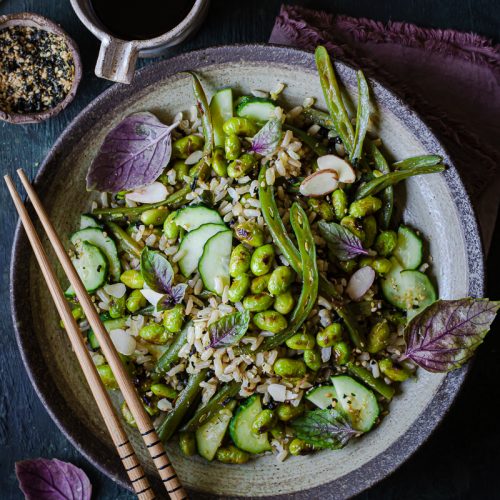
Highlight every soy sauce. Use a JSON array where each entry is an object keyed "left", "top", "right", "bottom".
[{"left": 90, "top": 0, "right": 195, "bottom": 41}]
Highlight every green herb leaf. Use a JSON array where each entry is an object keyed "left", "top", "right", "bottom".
[
  {"left": 318, "top": 220, "right": 368, "bottom": 261},
  {"left": 404, "top": 298, "right": 500, "bottom": 372},
  {"left": 290, "top": 408, "right": 359, "bottom": 449},
  {"left": 208, "top": 310, "right": 251, "bottom": 348}
]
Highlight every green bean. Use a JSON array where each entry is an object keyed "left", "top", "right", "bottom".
[
  {"left": 301, "top": 107, "right": 337, "bottom": 132},
  {"left": 354, "top": 164, "right": 445, "bottom": 200},
  {"left": 351, "top": 70, "right": 370, "bottom": 162},
  {"left": 259, "top": 203, "right": 318, "bottom": 351},
  {"left": 157, "top": 369, "right": 208, "bottom": 442},
  {"left": 258, "top": 166, "right": 364, "bottom": 348},
  {"left": 181, "top": 381, "right": 241, "bottom": 432},
  {"left": 367, "top": 141, "right": 393, "bottom": 229},
  {"left": 393, "top": 154, "right": 443, "bottom": 170},
  {"left": 106, "top": 221, "right": 142, "bottom": 257},
  {"left": 186, "top": 72, "right": 214, "bottom": 163},
  {"left": 92, "top": 185, "right": 191, "bottom": 222},
  {"left": 178, "top": 431, "right": 197, "bottom": 456},
  {"left": 283, "top": 123, "right": 328, "bottom": 156},
  {"left": 315, "top": 46, "right": 355, "bottom": 155},
  {"left": 155, "top": 321, "right": 192, "bottom": 376},
  {"left": 347, "top": 362, "right": 395, "bottom": 400}
]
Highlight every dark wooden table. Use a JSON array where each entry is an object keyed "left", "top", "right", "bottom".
[{"left": 1, "top": 1, "right": 499, "bottom": 498}]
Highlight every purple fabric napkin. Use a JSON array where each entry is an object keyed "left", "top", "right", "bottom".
[{"left": 270, "top": 5, "right": 500, "bottom": 250}]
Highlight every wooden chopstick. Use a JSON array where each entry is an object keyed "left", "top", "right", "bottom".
[
  {"left": 5, "top": 174, "right": 155, "bottom": 499},
  {"left": 12, "top": 169, "right": 188, "bottom": 500}
]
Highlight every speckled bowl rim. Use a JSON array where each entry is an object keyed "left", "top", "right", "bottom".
[
  {"left": 0, "top": 12, "right": 82, "bottom": 124},
  {"left": 10, "top": 44, "right": 484, "bottom": 499}
]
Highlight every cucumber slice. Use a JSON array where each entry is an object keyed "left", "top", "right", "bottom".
[
  {"left": 178, "top": 223, "right": 227, "bottom": 277},
  {"left": 80, "top": 214, "right": 102, "bottom": 230},
  {"left": 66, "top": 242, "right": 108, "bottom": 296},
  {"left": 331, "top": 376, "right": 379, "bottom": 432},
  {"left": 229, "top": 395, "right": 271, "bottom": 454},
  {"left": 306, "top": 385, "right": 338, "bottom": 409},
  {"left": 393, "top": 225, "right": 423, "bottom": 270},
  {"left": 71, "top": 227, "right": 121, "bottom": 281},
  {"left": 174, "top": 205, "right": 224, "bottom": 232},
  {"left": 198, "top": 230, "right": 232, "bottom": 294},
  {"left": 236, "top": 96, "right": 276, "bottom": 123},
  {"left": 210, "top": 88, "right": 233, "bottom": 148},
  {"left": 381, "top": 258, "right": 437, "bottom": 313},
  {"left": 196, "top": 401, "right": 236, "bottom": 461}
]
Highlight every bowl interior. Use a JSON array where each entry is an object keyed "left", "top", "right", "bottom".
[{"left": 11, "top": 46, "right": 483, "bottom": 498}]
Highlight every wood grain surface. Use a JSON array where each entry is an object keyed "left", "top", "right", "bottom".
[{"left": 0, "top": 1, "right": 498, "bottom": 499}]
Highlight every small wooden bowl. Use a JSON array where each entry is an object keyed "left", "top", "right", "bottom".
[{"left": 0, "top": 12, "right": 82, "bottom": 124}]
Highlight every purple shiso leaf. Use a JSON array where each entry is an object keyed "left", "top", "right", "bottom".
[
  {"left": 208, "top": 310, "right": 251, "bottom": 348},
  {"left": 140, "top": 247, "right": 174, "bottom": 293},
  {"left": 249, "top": 118, "right": 282, "bottom": 156},
  {"left": 86, "top": 112, "right": 177, "bottom": 193},
  {"left": 317, "top": 220, "right": 369, "bottom": 261},
  {"left": 404, "top": 298, "right": 500, "bottom": 372},
  {"left": 15, "top": 458, "right": 91, "bottom": 500}
]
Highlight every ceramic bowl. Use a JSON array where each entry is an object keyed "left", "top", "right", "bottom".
[
  {"left": 10, "top": 45, "right": 484, "bottom": 499},
  {"left": 0, "top": 12, "right": 82, "bottom": 124}
]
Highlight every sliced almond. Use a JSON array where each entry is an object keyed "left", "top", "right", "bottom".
[
  {"left": 299, "top": 169, "right": 339, "bottom": 197},
  {"left": 125, "top": 181, "right": 167, "bottom": 204},
  {"left": 317, "top": 154, "right": 356, "bottom": 183}
]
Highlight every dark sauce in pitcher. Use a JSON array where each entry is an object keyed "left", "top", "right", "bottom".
[{"left": 90, "top": 0, "right": 195, "bottom": 40}]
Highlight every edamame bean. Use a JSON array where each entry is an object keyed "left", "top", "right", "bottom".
[
  {"left": 173, "top": 160, "right": 189, "bottom": 180},
  {"left": 126, "top": 289, "right": 147, "bottom": 313},
  {"left": 151, "top": 383, "right": 178, "bottom": 399},
  {"left": 163, "top": 211, "right": 179, "bottom": 240},
  {"left": 253, "top": 310, "right": 287, "bottom": 333},
  {"left": 250, "top": 244, "right": 275, "bottom": 276},
  {"left": 139, "top": 323, "right": 171, "bottom": 345},
  {"left": 308, "top": 199, "right": 335, "bottom": 222},
  {"left": 224, "top": 133, "right": 241, "bottom": 160},
  {"left": 250, "top": 273, "right": 271, "bottom": 294},
  {"left": 274, "top": 358, "right": 307, "bottom": 378},
  {"left": 274, "top": 290, "right": 294, "bottom": 315},
  {"left": 374, "top": 230, "right": 398, "bottom": 256},
  {"left": 108, "top": 295, "right": 126, "bottom": 319},
  {"left": 340, "top": 216, "right": 365, "bottom": 240},
  {"left": 243, "top": 293, "right": 274, "bottom": 312},
  {"left": 227, "top": 153, "right": 257, "bottom": 178},
  {"left": 140, "top": 207, "right": 169, "bottom": 226},
  {"left": 216, "top": 445, "right": 250, "bottom": 464},
  {"left": 379, "top": 358, "right": 411, "bottom": 381},
  {"left": 97, "top": 364, "right": 118, "bottom": 389},
  {"left": 317, "top": 323, "right": 343, "bottom": 347},
  {"left": 349, "top": 196, "right": 382, "bottom": 218},
  {"left": 172, "top": 134, "right": 204, "bottom": 159},
  {"left": 179, "top": 431, "right": 196, "bottom": 457},
  {"left": 270, "top": 422, "right": 286, "bottom": 440},
  {"left": 363, "top": 215, "right": 377, "bottom": 248},
  {"left": 228, "top": 274, "right": 251, "bottom": 303},
  {"left": 276, "top": 403, "right": 304, "bottom": 422},
  {"left": 212, "top": 147, "right": 228, "bottom": 176},
  {"left": 304, "top": 349, "right": 322, "bottom": 371},
  {"left": 332, "top": 188, "right": 348, "bottom": 220},
  {"left": 234, "top": 221, "right": 265, "bottom": 247},
  {"left": 286, "top": 332, "right": 315, "bottom": 350},
  {"left": 337, "top": 259, "right": 357, "bottom": 274},
  {"left": 229, "top": 244, "right": 251, "bottom": 277},
  {"left": 120, "top": 269, "right": 144, "bottom": 289},
  {"left": 121, "top": 401, "right": 137, "bottom": 428},
  {"left": 268, "top": 266, "right": 294, "bottom": 295},
  {"left": 222, "top": 117, "right": 259, "bottom": 137},
  {"left": 289, "top": 438, "right": 314, "bottom": 456},
  {"left": 333, "top": 341, "right": 351, "bottom": 365},
  {"left": 252, "top": 409, "right": 277, "bottom": 434},
  {"left": 163, "top": 304, "right": 184, "bottom": 333},
  {"left": 367, "top": 320, "right": 390, "bottom": 354}
]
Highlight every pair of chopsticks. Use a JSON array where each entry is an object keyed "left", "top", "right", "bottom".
[{"left": 5, "top": 170, "right": 188, "bottom": 500}]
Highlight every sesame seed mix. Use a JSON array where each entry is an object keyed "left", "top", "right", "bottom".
[{"left": 0, "top": 26, "right": 74, "bottom": 114}]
